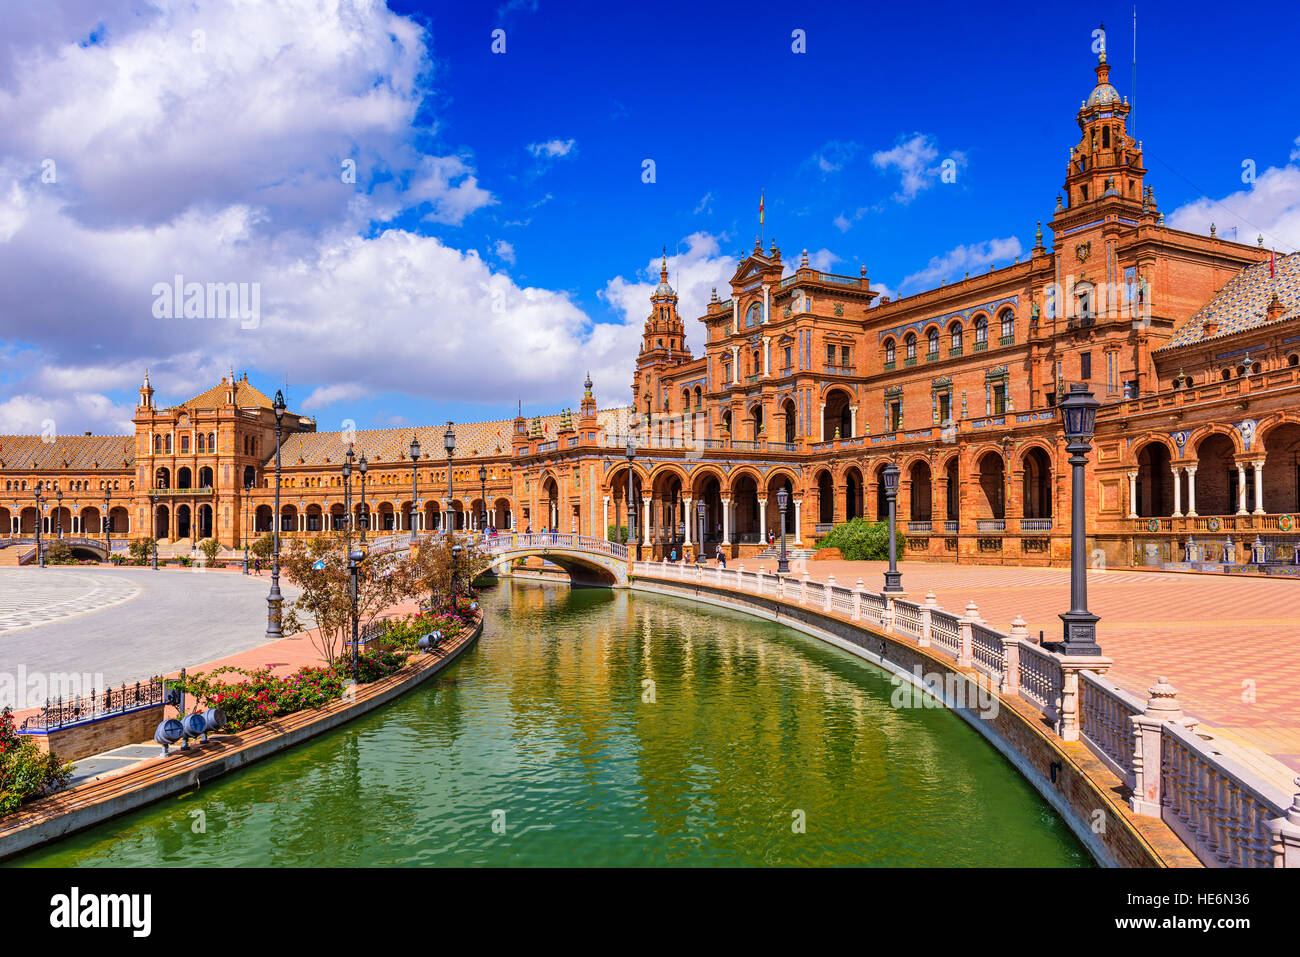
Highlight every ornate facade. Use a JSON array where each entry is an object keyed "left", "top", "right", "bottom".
[{"left": 3, "top": 49, "right": 1299, "bottom": 568}]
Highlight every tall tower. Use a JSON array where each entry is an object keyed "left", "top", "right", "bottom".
[
  {"left": 631, "top": 252, "right": 690, "bottom": 415},
  {"left": 1056, "top": 34, "right": 1154, "bottom": 228},
  {"left": 138, "top": 370, "right": 154, "bottom": 410}
]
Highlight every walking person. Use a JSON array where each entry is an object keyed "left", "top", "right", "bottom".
[
  {"left": 670, "top": 546, "right": 677, "bottom": 563},
  {"left": 715, "top": 544, "right": 726, "bottom": 568}
]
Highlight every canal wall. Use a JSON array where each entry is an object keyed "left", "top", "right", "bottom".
[
  {"left": 0, "top": 617, "right": 483, "bottom": 862},
  {"left": 630, "top": 574, "right": 1199, "bottom": 869}
]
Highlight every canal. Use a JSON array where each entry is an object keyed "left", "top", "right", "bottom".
[{"left": 11, "top": 581, "right": 1090, "bottom": 866}]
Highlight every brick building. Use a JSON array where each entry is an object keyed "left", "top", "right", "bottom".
[{"left": 2, "top": 48, "right": 1298, "bottom": 569}]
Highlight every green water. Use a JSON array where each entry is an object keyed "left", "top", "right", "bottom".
[{"left": 10, "top": 582, "right": 1089, "bottom": 867}]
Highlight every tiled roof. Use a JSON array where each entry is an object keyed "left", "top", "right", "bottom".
[
  {"left": 1160, "top": 252, "right": 1300, "bottom": 350},
  {"left": 272, "top": 407, "right": 632, "bottom": 468},
  {"left": 0, "top": 435, "right": 135, "bottom": 471},
  {"left": 179, "top": 376, "right": 274, "bottom": 411}
]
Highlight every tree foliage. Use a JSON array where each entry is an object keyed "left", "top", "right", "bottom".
[{"left": 816, "top": 518, "right": 890, "bottom": 561}]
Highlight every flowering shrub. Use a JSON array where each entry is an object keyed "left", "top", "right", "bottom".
[
  {"left": 0, "top": 707, "right": 74, "bottom": 817},
  {"left": 177, "top": 650, "right": 411, "bottom": 733}
]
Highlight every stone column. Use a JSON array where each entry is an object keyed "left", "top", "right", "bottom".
[
  {"left": 1172, "top": 466, "right": 1183, "bottom": 517},
  {"left": 762, "top": 336, "right": 771, "bottom": 376},
  {"left": 730, "top": 345, "right": 740, "bottom": 383},
  {"left": 793, "top": 498, "right": 803, "bottom": 544},
  {"left": 1253, "top": 461, "right": 1265, "bottom": 515},
  {"left": 1127, "top": 470, "right": 1138, "bottom": 518},
  {"left": 849, "top": 405, "right": 857, "bottom": 437},
  {"left": 1186, "top": 466, "right": 1198, "bottom": 517},
  {"left": 721, "top": 496, "right": 731, "bottom": 546},
  {"left": 1237, "top": 464, "right": 1249, "bottom": 515},
  {"left": 1055, "top": 653, "right": 1113, "bottom": 742},
  {"left": 957, "top": 600, "right": 980, "bottom": 668},
  {"left": 757, "top": 496, "right": 767, "bottom": 544},
  {"left": 641, "top": 495, "right": 651, "bottom": 546},
  {"left": 602, "top": 495, "right": 609, "bottom": 540},
  {"left": 683, "top": 497, "right": 693, "bottom": 546},
  {"left": 1130, "top": 676, "right": 1184, "bottom": 814}
]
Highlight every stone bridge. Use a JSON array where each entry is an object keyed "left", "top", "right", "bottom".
[{"left": 482, "top": 532, "right": 629, "bottom": 586}]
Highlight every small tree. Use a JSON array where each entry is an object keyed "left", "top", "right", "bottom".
[
  {"left": 279, "top": 532, "right": 405, "bottom": 665},
  {"left": 44, "top": 540, "right": 74, "bottom": 564},
  {"left": 404, "top": 531, "right": 489, "bottom": 613},
  {"left": 250, "top": 534, "right": 275, "bottom": 563},
  {"left": 607, "top": 524, "right": 630, "bottom": 544},
  {"left": 816, "top": 518, "right": 890, "bottom": 561},
  {"left": 198, "top": 537, "right": 222, "bottom": 567},
  {"left": 129, "top": 536, "right": 155, "bottom": 565}
]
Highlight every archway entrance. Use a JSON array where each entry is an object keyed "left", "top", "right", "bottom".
[
  {"left": 909, "top": 461, "right": 932, "bottom": 521},
  {"left": 1136, "top": 443, "right": 1173, "bottom": 517},
  {"left": 976, "top": 452, "right": 1005, "bottom": 520},
  {"left": 822, "top": 389, "right": 852, "bottom": 441},
  {"left": 1195, "top": 434, "right": 1237, "bottom": 515},
  {"left": 1022, "top": 447, "right": 1052, "bottom": 518}
]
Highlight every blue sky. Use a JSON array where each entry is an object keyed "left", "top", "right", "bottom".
[{"left": 0, "top": 0, "right": 1297, "bottom": 438}]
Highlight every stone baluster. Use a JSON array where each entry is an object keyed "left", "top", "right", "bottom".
[
  {"left": 1002, "top": 616, "right": 1026, "bottom": 695},
  {"left": 799, "top": 572, "right": 809, "bottom": 605},
  {"left": 1054, "top": 651, "right": 1114, "bottom": 743},
  {"left": 852, "top": 577, "right": 864, "bottom": 621},
  {"left": 1268, "top": 779, "right": 1300, "bottom": 868},
  {"left": 918, "top": 591, "right": 937, "bottom": 648},
  {"left": 957, "top": 599, "right": 980, "bottom": 668},
  {"left": 1130, "top": 675, "right": 1182, "bottom": 815},
  {"left": 824, "top": 574, "right": 836, "bottom": 612}
]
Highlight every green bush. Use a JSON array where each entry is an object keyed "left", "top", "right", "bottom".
[
  {"left": 815, "top": 518, "right": 890, "bottom": 561},
  {"left": 607, "top": 524, "right": 630, "bottom": 544},
  {"left": 128, "top": 537, "right": 155, "bottom": 564},
  {"left": 198, "top": 537, "right": 222, "bottom": 567},
  {"left": 1, "top": 707, "right": 74, "bottom": 817},
  {"left": 44, "top": 540, "right": 74, "bottom": 564}
]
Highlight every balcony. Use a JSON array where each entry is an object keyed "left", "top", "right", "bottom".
[
  {"left": 1020, "top": 518, "right": 1053, "bottom": 532},
  {"left": 822, "top": 363, "right": 855, "bottom": 375},
  {"left": 975, "top": 519, "right": 1005, "bottom": 532},
  {"left": 949, "top": 346, "right": 963, "bottom": 357},
  {"left": 974, "top": 340, "right": 988, "bottom": 352},
  {"left": 883, "top": 360, "right": 896, "bottom": 371},
  {"left": 998, "top": 334, "right": 1015, "bottom": 347},
  {"left": 904, "top": 357, "right": 917, "bottom": 367},
  {"left": 925, "top": 351, "right": 939, "bottom": 362},
  {"left": 906, "top": 521, "right": 933, "bottom": 533}
]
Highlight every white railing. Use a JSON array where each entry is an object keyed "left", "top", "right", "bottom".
[
  {"left": 1017, "top": 641, "right": 1063, "bottom": 715},
  {"left": 1079, "top": 671, "right": 1144, "bottom": 785},
  {"left": 484, "top": 532, "right": 628, "bottom": 561},
  {"left": 626, "top": 560, "right": 1300, "bottom": 867}
]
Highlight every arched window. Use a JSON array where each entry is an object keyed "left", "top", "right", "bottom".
[
  {"left": 1289, "top": 354, "right": 1299, "bottom": 367},
  {"left": 197, "top": 433, "right": 205, "bottom": 452},
  {"left": 999, "top": 309, "right": 1014, "bottom": 343},
  {"left": 153, "top": 435, "right": 161, "bottom": 454},
  {"left": 208, "top": 432, "right": 215, "bottom": 451},
  {"left": 165, "top": 434, "right": 172, "bottom": 454},
  {"left": 883, "top": 338, "right": 896, "bottom": 364},
  {"left": 904, "top": 332, "right": 917, "bottom": 361},
  {"left": 180, "top": 435, "right": 189, "bottom": 453},
  {"left": 927, "top": 327, "right": 939, "bottom": 356},
  {"left": 950, "top": 322, "right": 963, "bottom": 353},
  {"left": 974, "top": 316, "right": 988, "bottom": 347}
]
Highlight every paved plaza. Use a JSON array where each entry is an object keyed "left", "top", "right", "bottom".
[
  {"left": 0, "top": 567, "right": 301, "bottom": 710},
  {"left": 759, "top": 557, "right": 1300, "bottom": 789}
]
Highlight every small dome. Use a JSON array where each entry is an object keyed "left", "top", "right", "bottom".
[
  {"left": 1087, "top": 83, "right": 1120, "bottom": 107},
  {"left": 655, "top": 281, "right": 674, "bottom": 297}
]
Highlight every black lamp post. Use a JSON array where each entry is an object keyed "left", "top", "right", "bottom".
[
  {"left": 882, "top": 463, "right": 902, "bottom": 592},
  {"left": 444, "top": 421, "right": 456, "bottom": 533},
  {"left": 242, "top": 481, "right": 251, "bottom": 574},
  {"left": 348, "top": 547, "right": 363, "bottom": 683},
  {"left": 1056, "top": 383, "right": 1102, "bottom": 655},
  {"left": 696, "top": 499, "right": 706, "bottom": 563},
  {"left": 776, "top": 486, "right": 791, "bottom": 574},
  {"left": 149, "top": 492, "right": 158, "bottom": 570},
  {"left": 103, "top": 488, "right": 111, "bottom": 540},
  {"left": 450, "top": 543, "right": 462, "bottom": 614},
  {"left": 56, "top": 489, "right": 63, "bottom": 539},
  {"left": 409, "top": 436, "right": 420, "bottom": 543},
  {"left": 478, "top": 464, "right": 488, "bottom": 533},
  {"left": 266, "top": 389, "right": 286, "bottom": 639},
  {"left": 358, "top": 453, "right": 368, "bottom": 544},
  {"left": 33, "top": 483, "right": 43, "bottom": 568},
  {"left": 625, "top": 436, "right": 639, "bottom": 561},
  {"left": 342, "top": 444, "right": 354, "bottom": 546}
]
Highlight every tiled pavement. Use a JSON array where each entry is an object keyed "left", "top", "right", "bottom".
[{"left": 754, "top": 557, "right": 1300, "bottom": 791}]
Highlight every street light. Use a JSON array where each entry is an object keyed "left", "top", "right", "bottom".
[
  {"left": 342, "top": 445, "right": 354, "bottom": 549},
  {"left": 149, "top": 491, "right": 158, "bottom": 570},
  {"left": 625, "top": 436, "right": 640, "bottom": 561},
  {"left": 882, "top": 463, "right": 902, "bottom": 592},
  {"left": 347, "top": 547, "right": 364, "bottom": 683},
  {"left": 696, "top": 499, "right": 706, "bottom": 563},
  {"left": 444, "top": 421, "right": 456, "bottom": 533},
  {"left": 33, "top": 483, "right": 43, "bottom": 569},
  {"left": 450, "top": 543, "right": 462, "bottom": 614},
  {"left": 776, "top": 486, "right": 791, "bottom": 574},
  {"left": 478, "top": 464, "right": 488, "bottom": 534},
  {"left": 242, "top": 481, "right": 251, "bottom": 574},
  {"left": 266, "top": 388, "right": 286, "bottom": 639},
  {"left": 409, "top": 436, "right": 420, "bottom": 543},
  {"left": 55, "top": 489, "right": 63, "bottom": 539},
  {"left": 103, "top": 487, "right": 112, "bottom": 540},
  {"left": 358, "top": 453, "right": 368, "bottom": 544},
  {"left": 1056, "top": 383, "right": 1102, "bottom": 655}
]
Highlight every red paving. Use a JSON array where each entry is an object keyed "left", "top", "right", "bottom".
[{"left": 741, "top": 556, "right": 1300, "bottom": 789}]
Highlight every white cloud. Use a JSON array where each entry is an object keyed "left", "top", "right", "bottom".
[
  {"left": 901, "top": 236, "right": 1023, "bottom": 289},
  {"left": 1166, "top": 149, "right": 1300, "bottom": 254},
  {"left": 527, "top": 138, "right": 576, "bottom": 160},
  {"left": 783, "top": 249, "right": 842, "bottom": 275},
  {"left": 872, "top": 133, "right": 966, "bottom": 203},
  {"left": 493, "top": 239, "right": 516, "bottom": 264},
  {"left": 808, "top": 140, "right": 859, "bottom": 175},
  {"left": 694, "top": 192, "right": 714, "bottom": 215},
  {"left": 0, "top": 391, "right": 134, "bottom": 435}
]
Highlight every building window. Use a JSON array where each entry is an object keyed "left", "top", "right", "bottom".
[
  {"left": 181, "top": 435, "right": 189, "bottom": 453},
  {"left": 826, "top": 343, "right": 835, "bottom": 365},
  {"left": 884, "top": 338, "right": 896, "bottom": 365},
  {"left": 992, "top": 384, "right": 1007, "bottom": 415},
  {"left": 928, "top": 328, "right": 940, "bottom": 356},
  {"left": 904, "top": 332, "right": 917, "bottom": 363},
  {"left": 999, "top": 310, "right": 1014, "bottom": 344},
  {"left": 784, "top": 345, "right": 792, "bottom": 368},
  {"left": 950, "top": 322, "right": 963, "bottom": 354},
  {"left": 841, "top": 345, "right": 850, "bottom": 367},
  {"left": 974, "top": 316, "right": 988, "bottom": 348},
  {"left": 938, "top": 391, "right": 951, "bottom": 423},
  {"left": 1081, "top": 351, "right": 1092, "bottom": 380},
  {"left": 888, "top": 400, "right": 903, "bottom": 432}
]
